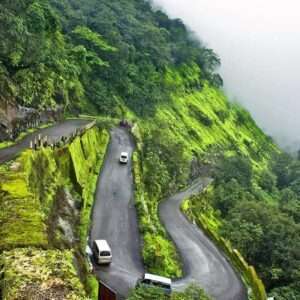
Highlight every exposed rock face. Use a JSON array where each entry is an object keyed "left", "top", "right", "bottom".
[
  {"left": 0, "top": 100, "right": 17, "bottom": 126},
  {"left": 0, "top": 123, "right": 8, "bottom": 141},
  {"left": 0, "top": 99, "right": 64, "bottom": 142},
  {"left": 0, "top": 99, "right": 17, "bottom": 140},
  {"left": 52, "top": 188, "right": 79, "bottom": 247}
]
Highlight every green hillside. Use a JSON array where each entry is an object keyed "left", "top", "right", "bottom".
[
  {"left": 0, "top": 0, "right": 221, "bottom": 113},
  {"left": 0, "top": 0, "right": 299, "bottom": 299}
]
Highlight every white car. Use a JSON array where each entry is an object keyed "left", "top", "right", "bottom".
[
  {"left": 119, "top": 152, "right": 129, "bottom": 164},
  {"left": 93, "top": 240, "right": 112, "bottom": 265}
]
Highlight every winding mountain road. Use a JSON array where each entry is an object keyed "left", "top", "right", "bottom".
[
  {"left": 90, "top": 128, "right": 247, "bottom": 300},
  {"left": 0, "top": 119, "right": 90, "bottom": 163},
  {"left": 0, "top": 122, "right": 247, "bottom": 299},
  {"left": 160, "top": 179, "right": 247, "bottom": 300},
  {"left": 90, "top": 127, "right": 144, "bottom": 297}
]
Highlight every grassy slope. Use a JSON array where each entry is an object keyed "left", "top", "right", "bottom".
[
  {"left": 146, "top": 84, "right": 276, "bottom": 169},
  {"left": 0, "top": 126, "right": 109, "bottom": 299},
  {"left": 131, "top": 64, "right": 278, "bottom": 280},
  {"left": 0, "top": 153, "right": 49, "bottom": 250}
]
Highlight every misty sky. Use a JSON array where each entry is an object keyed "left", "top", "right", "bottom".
[{"left": 152, "top": 0, "right": 300, "bottom": 150}]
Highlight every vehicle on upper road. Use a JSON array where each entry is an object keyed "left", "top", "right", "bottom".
[
  {"left": 93, "top": 240, "right": 112, "bottom": 265},
  {"left": 119, "top": 152, "right": 129, "bottom": 164},
  {"left": 136, "top": 273, "right": 172, "bottom": 295}
]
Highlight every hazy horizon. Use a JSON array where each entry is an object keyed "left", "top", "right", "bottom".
[{"left": 152, "top": 0, "right": 300, "bottom": 151}]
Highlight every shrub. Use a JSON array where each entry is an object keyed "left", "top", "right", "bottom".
[
  {"left": 235, "top": 109, "right": 248, "bottom": 126},
  {"left": 215, "top": 155, "right": 253, "bottom": 188},
  {"left": 215, "top": 109, "right": 229, "bottom": 123},
  {"left": 258, "top": 170, "right": 277, "bottom": 192},
  {"left": 188, "top": 104, "right": 213, "bottom": 127}
]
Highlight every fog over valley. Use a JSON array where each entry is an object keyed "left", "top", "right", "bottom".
[{"left": 152, "top": 0, "right": 300, "bottom": 151}]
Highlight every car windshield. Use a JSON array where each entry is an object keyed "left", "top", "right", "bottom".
[
  {"left": 100, "top": 251, "right": 111, "bottom": 256},
  {"left": 121, "top": 155, "right": 127, "bottom": 159}
]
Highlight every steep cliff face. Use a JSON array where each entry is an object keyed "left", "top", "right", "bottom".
[{"left": 0, "top": 126, "right": 109, "bottom": 299}]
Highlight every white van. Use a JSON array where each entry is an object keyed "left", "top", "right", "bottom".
[
  {"left": 93, "top": 240, "right": 112, "bottom": 265},
  {"left": 136, "top": 273, "right": 172, "bottom": 294}
]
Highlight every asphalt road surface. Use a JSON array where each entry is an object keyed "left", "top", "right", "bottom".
[
  {"left": 160, "top": 179, "right": 248, "bottom": 300},
  {"left": 0, "top": 119, "right": 90, "bottom": 163},
  {"left": 90, "top": 127, "right": 144, "bottom": 297},
  {"left": 90, "top": 128, "right": 247, "bottom": 299}
]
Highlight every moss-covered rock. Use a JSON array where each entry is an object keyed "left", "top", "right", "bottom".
[
  {"left": 0, "top": 126, "right": 108, "bottom": 251},
  {"left": 0, "top": 161, "right": 48, "bottom": 250},
  {"left": 0, "top": 248, "right": 89, "bottom": 300},
  {"left": 0, "top": 126, "right": 109, "bottom": 299}
]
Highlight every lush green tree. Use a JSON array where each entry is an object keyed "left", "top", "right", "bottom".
[
  {"left": 1, "top": 0, "right": 223, "bottom": 114},
  {"left": 221, "top": 217, "right": 263, "bottom": 261},
  {"left": 279, "top": 189, "right": 300, "bottom": 223},
  {"left": 201, "top": 149, "right": 300, "bottom": 295},
  {"left": 144, "top": 151, "right": 171, "bottom": 197},
  {"left": 258, "top": 170, "right": 277, "bottom": 192},
  {"left": 142, "top": 127, "right": 190, "bottom": 195},
  {"left": 222, "top": 200, "right": 300, "bottom": 290},
  {"left": 270, "top": 285, "right": 300, "bottom": 300},
  {"left": 272, "top": 153, "right": 293, "bottom": 189},
  {"left": 215, "top": 155, "right": 253, "bottom": 187}
]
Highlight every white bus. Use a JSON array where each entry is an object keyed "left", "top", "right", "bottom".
[{"left": 136, "top": 273, "right": 172, "bottom": 294}]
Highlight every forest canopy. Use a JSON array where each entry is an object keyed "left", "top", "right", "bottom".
[{"left": 0, "top": 0, "right": 222, "bottom": 115}]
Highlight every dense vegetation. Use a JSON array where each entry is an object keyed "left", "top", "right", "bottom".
[
  {"left": 1, "top": 0, "right": 299, "bottom": 299},
  {"left": 0, "top": 0, "right": 222, "bottom": 115},
  {"left": 184, "top": 153, "right": 300, "bottom": 299},
  {"left": 132, "top": 75, "right": 277, "bottom": 280},
  {"left": 0, "top": 127, "right": 109, "bottom": 298}
]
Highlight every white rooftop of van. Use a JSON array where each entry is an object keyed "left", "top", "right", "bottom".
[
  {"left": 144, "top": 273, "right": 172, "bottom": 285},
  {"left": 94, "top": 240, "right": 111, "bottom": 251},
  {"left": 121, "top": 152, "right": 128, "bottom": 157}
]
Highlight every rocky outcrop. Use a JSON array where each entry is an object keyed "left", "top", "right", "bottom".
[{"left": 0, "top": 99, "right": 64, "bottom": 142}]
